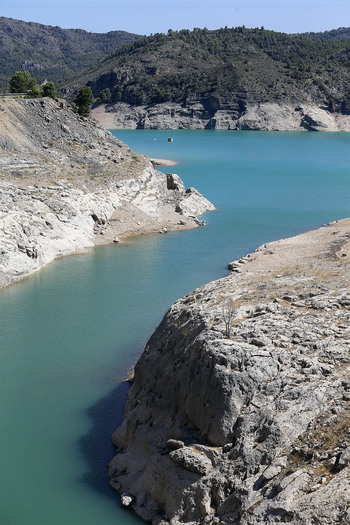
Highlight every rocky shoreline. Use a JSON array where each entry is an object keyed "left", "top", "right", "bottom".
[
  {"left": 92, "top": 101, "right": 350, "bottom": 132},
  {"left": 109, "top": 218, "right": 350, "bottom": 525},
  {"left": 0, "top": 97, "right": 213, "bottom": 289}
]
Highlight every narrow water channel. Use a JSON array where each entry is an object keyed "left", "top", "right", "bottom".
[{"left": 1, "top": 130, "right": 349, "bottom": 524}]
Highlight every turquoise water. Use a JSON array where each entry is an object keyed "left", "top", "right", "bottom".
[
  {"left": 0, "top": 130, "right": 349, "bottom": 525},
  {"left": 115, "top": 130, "right": 350, "bottom": 253}
]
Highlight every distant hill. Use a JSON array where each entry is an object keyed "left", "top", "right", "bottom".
[
  {"left": 302, "top": 27, "right": 350, "bottom": 40},
  {"left": 0, "top": 17, "right": 142, "bottom": 91},
  {"left": 61, "top": 27, "right": 350, "bottom": 115}
]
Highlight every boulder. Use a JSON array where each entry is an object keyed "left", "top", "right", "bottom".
[
  {"left": 166, "top": 173, "right": 185, "bottom": 192},
  {"left": 169, "top": 446, "right": 213, "bottom": 476}
]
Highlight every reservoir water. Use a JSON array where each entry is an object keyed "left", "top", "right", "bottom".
[{"left": 0, "top": 130, "right": 349, "bottom": 525}]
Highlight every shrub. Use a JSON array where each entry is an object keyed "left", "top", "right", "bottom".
[{"left": 42, "top": 81, "right": 57, "bottom": 99}]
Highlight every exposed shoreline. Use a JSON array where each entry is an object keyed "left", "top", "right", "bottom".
[
  {"left": 0, "top": 175, "right": 214, "bottom": 291},
  {"left": 92, "top": 196, "right": 211, "bottom": 247},
  {"left": 0, "top": 206, "right": 203, "bottom": 293},
  {"left": 109, "top": 217, "right": 350, "bottom": 525},
  {"left": 150, "top": 158, "right": 178, "bottom": 167},
  {"left": 227, "top": 217, "right": 350, "bottom": 275},
  {"left": 0, "top": 97, "right": 214, "bottom": 291},
  {"left": 92, "top": 101, "right": 350, "bottom": 132}
]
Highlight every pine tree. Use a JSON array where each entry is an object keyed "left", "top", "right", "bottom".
[
  {"left": 42, "top": 81, "right": 57, "bottom": 99},
  {"left": 74, "top": 86, "right": 93, "bottom": 117}
]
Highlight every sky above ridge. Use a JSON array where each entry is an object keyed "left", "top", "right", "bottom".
[{"left": 1, "top": 0, "right": 349, "bottom": 35}]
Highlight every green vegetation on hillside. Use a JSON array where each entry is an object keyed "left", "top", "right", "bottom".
[
  {"left": 64, "top": 27, "right": 350, "bottom": 114},
  {"left": 0, "top": 17, "right": 142, "bottom": 91},
  {"left": 303, "top": 27, "right": 350, "bottom": 40},
  {"left": 9, "top": 70, "right": 40, "bottom": 96},
  {"left": 41, "top": 81, "right": 57, "bottom": 99},
  {"left": 9, "top": 70, "right": 58, "bottom": 100}
]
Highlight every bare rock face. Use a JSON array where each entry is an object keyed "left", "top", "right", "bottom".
[
  {"left": 109, "top": 220, "right": 350, "bottom": 525},
  {"left": 169, "top": 447, "right": 213, "bottom": 475},
  {"left": 93, "top": 101, "right": 350, "bottom": 131},
  {"left": 0, "top": 97, "right": 214, "bottom": 289}
]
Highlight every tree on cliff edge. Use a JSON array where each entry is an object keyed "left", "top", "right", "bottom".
[
  {"left": 42, "top": 81, "right": 57, "bottom": 99},
  {"left": 74, "top": 86, "right": 93, "bottom": 117},
  {"left": 9, "top": 71, "right": 40, "bottom": 97}
]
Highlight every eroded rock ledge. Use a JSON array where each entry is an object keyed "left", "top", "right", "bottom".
[
  {"left": 0, "top": 97, "right": 213, "bottom": 289},
  {"left": 109, "top": 218, "right": 350, "bottom": 525},
  {"left": 93, "top": 101, "right": 350, "bottom": 132}
]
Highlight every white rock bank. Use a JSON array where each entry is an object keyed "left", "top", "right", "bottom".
[
  {"left": 93, "top": 101, "right": 350, "bottom": 131},
  {"left": 109, "top": 219, "right": 350, "bottom": 525},
  {"left": 0, "top": 97, "right": 213, "bottom": 288}
]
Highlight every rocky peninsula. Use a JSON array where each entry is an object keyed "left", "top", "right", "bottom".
[
  {"left": 0, "top": 97, "right": 213, "bottom": 289},
  {"left": 109, "top": 218, "right": 350, "bottom": 524}
]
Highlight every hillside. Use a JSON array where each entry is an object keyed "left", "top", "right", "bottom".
[
  {"left": 63, "top": 27, "right": 350, "bottom": 114},
  {"left": 0, "top": 96, "right": 213, "bottom": 288},
  {"left": 303, "top": 27, "right": 350, "bottom": 40},
  {"left": 0, "top": 17, "right": 141, "bottom": 91}
]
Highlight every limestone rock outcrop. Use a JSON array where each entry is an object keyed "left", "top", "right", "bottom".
[
  {"left": 0, "top": 97, "right": 214, "bottom": 288},
  {"left": 93, "top": 101, "right": 350, "bottom": 132},
  {"left": 109, "top": 219, "right": 350, "bottom": 524}
]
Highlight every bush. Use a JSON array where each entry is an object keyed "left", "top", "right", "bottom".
[
  {"left": 42, "top": 81, "right": 57, "bottom": 99},
  {"left": 99, "top": 88, "right": 111, "bottom": 102}
]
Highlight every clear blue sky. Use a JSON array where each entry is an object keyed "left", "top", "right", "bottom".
[{"left": 1, "top": 0, "right": 349, "bottom": 35}]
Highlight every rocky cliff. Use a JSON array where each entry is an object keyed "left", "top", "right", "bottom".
[
  {"left": 93, "top": 101, "right": 350, "bottom": 131},
  {"left": 109, "top": 218, "right": 350, "bottom": 524},
  {"left": 0, "top": 97, "right": 213, "bottom": 288}
]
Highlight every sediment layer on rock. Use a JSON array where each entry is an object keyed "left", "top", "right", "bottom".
[
  {"left": 0, "top": 97, "right": 214, "bottom": 289},
  {"left": 93, "top": 101, "right": 350, "bottom": 131},
  {"left": 109, "top": 218, "right": 350, "bottom": 525}
]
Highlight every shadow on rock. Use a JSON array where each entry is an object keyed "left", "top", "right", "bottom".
[{"left": 79, "top": 380, "right": 131, "bottom": 498}]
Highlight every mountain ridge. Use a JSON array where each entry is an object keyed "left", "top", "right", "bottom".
[
  {"left": 0, "top": 17, "right": 142, "bottom": 90},
  {"left": 72, "top": 26, "right": 350, "bottom": 111},
  {"left": 57, "top": 26, "right": 350, "bottom": 130}
]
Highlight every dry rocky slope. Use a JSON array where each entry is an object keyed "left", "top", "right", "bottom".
[
  {"left": 109, "top": 218, "right": 350, "bottom": 524},
  {"left": 93, "top": 101, "right": 350, "bottom": 131},
  {"left": 0, "top": 97, "right": 213, "bottom": 289}
]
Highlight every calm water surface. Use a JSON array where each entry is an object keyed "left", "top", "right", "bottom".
[{"left": 0, "top": 130, "right": 349, "bottom": 524}]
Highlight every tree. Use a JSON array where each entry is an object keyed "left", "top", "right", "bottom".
[
  {"left": 42, "top": 81, "right": 57, "bottom": 99},
  {"left": 99, "top": 88, "right": 111, "bottom": 102},
  {"left": 9, "top": 70, "right": 39, "bottom": 96},
  {"left": 74, "top": 86, "right": 93, "bottom": 117},
  {"left": 222, "top": 297, "right": 236, "bottom": 338},
  {"left": 28, "top": 83, "right": 41, "bottom": 98},
  {"left": 10, "top": 71, "right": 31, "bottom": 93}
]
